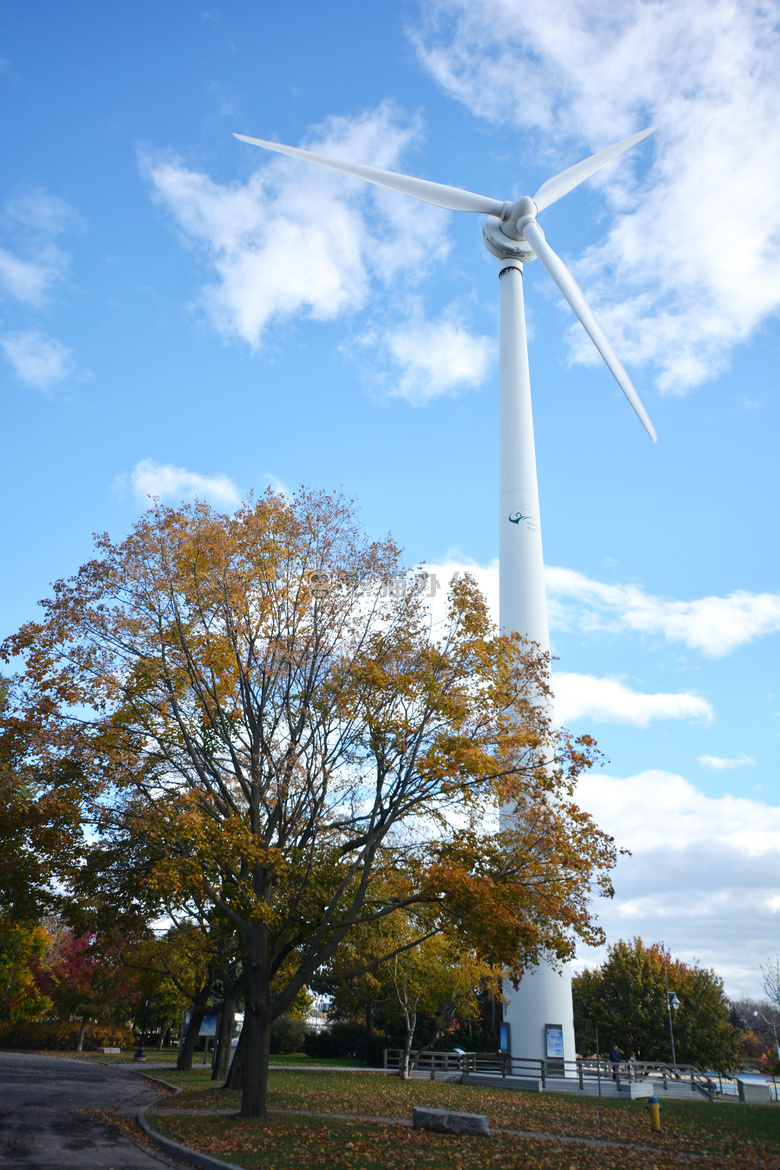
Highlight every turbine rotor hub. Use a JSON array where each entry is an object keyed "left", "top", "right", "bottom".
[
  {"left": 497, "top": 195, "right": 539, "bottom": 241},
  {"left": 506, "top": 195, "right": 538, "bottom": 222}
]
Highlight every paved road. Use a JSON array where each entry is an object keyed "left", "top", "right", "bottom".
[{"left": 0, "top": 1053, "right": 181, "bottom": 1169}]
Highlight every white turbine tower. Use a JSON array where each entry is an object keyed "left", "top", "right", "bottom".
[{"left": 235, "top": 126, "right": 657, "bottom": 1068}]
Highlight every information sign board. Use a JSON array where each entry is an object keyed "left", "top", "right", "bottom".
[{"left": 545, "top": 1024, "right": 564, "bottom": 1059}]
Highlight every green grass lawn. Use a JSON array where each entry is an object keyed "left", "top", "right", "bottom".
[
  {"left": 146, "top": 1068, "right": 780, "bottom": 1169},
  {"left": 269, "top": 1053, "right": 365, "bottom": 1067},
  {"left": 57, "top": 1049, "right": 361, "bottom": 1068}
]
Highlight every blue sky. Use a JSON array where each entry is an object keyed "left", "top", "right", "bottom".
[{"left": 1, "top": 0, "right": 778, "bottom": 1000}]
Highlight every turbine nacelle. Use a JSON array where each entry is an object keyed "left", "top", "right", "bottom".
[{"left": 482, "top": 216, "right": 536, "bottom": 264}]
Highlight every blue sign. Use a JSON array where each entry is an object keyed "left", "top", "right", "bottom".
[
  {"left": 545, "top": 1024, "right": 564, "bottom": 1059},
  {"left": 184, "top": 1013, "right": 219, "bottom": 1037}
]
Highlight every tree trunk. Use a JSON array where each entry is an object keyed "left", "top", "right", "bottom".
[
  {"left": 240, "top": 923, "right": 273, "bottom": 1118},
  {"left": 76, "top": 1013, "right": 88, "bottom": 1052},
  {"left": 176, "top": 1011, "right": 187, "bottom": 1061},
  {"left": 177, "top": 1006, "right": 206, "bottom": 1071},
  {"left": 241, "top": 1001, "right": 272, "bottom": 1118},
  {"left": 223, "top": 1019, "right": 246, "bottom": 1091},
  {"left": 212, "top": 965, "right": 244, "bottom": 1082},
  {"left": 176, "top": 977, "right": 213, "bottom": 1072},
  {"left": 412, "top": 1022, "right": 446, "bottom": 1076},
  {"left": 213, "top": 998, "right": 238, "bottom": 1081},
  {"left": 399, "top": 1006, "right": 417, "bottom": 1081}
]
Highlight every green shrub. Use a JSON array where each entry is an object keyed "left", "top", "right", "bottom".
[
  {"left": 270, "top": 1014, "right": 306, "bottom": 1054},
  {"left": 304, "top": 1021, "right": 385, "bottom": 1065},
  {"left": 0, "top": 1019, "right": 134, "bottom": 1051},
  {"left": 440, "top": 1027, "right": 499, "bottom": 1052}
]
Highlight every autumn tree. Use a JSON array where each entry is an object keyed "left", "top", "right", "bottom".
[
  {"left": 0, "top": 674, "right": 90, "bottom": 930},
  {"left": 30, "top": 925, "right": 140, "bottom": 1050},
  {"left": 0, "top": 676, "right": 94, "bottom": 1030},
  {"left": 744, "top": 973, "right": 780, "bottom": 1078},
  {"left": 319, "top": 910, "right": 502, "bottom": 1075},
  {"left": 761, "top": 958, "right": 780, "bottom": 1014},
  {"left": 0, "top": 920, "right": 51, "bottom": 1023},
  {"left": 573, "top": 938, "right": 741, "bottom": 1071},
  {"left": 728, "top": 998, "right": 779, "bottom": 1066},
  {"left": 313, "top": 913, "right": 401, "bottom": 1037},
  {"left": 66, "top": 831, "right": 238, "bottom": 1073},
  {"left": 2, "top": 489, "right": 617, "bottom": 1118}
]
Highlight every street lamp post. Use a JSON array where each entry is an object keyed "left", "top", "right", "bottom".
[
  {"left": 662, "top": 943, "right": 679, "bottom": 1068},
  {"left": 666, "top": 991, "right": 680, "bottom": 1068},
  {"left": 133, "top": 997, "right": 150, "bottom": 1062}
]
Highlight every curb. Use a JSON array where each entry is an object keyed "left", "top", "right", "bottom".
[
  {"left": 127, "top": 1067, "right": 246, "bottom": 1170},
  {"left": 137, "top": 1104, "right": 246, "bottom": 1170}
]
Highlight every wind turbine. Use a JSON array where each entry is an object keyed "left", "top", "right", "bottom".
[{"left": 235, "top": 126, "right": 657, "bottom": 1068}]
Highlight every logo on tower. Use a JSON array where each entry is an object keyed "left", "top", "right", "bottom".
[{"left": 508, "top": 510, "right": 532, "bottom": 525}]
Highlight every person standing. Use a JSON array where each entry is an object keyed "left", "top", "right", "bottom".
[{"left": 609, "top": 1044, "right": 621, "bottom": 1082}]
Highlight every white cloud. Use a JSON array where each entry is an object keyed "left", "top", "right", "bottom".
[
  {"left": 423, "top": 555, "right": 499, "bottom": 631},
  {"left": 351, "top": 308, "right": 493, "bottom": 403},
  {"left": 545, "top": 566, "right": 780, "bottom": 657},
  {"left": 115, "top": 458, "right": 241, "bottom": 508},
  {"left": 384, "top": 315, "right": 492, "bottom": 402},
  {"left": 423, "top": 559, "right": 713, "bottom": 726},
  {"left": 698, "top": 753, "right": 757, "bottom": 770},
  {"left": 554, "top": 671, "right": 712, "bottom": 727},
  {"left": 141, "top": 102, "right": 451, "bottom": 348},
  {"left": 0, "top": 330, "right": 74, "bottom": 389},
  {"left": 0, "top": 188, "right": 82, "bottom": 306},
  {"left": 573, "top": 769, "right": 780, "bottom": 998},
  {"left": 260, "top": 473, "right": 292, "bottom": 498},
  {"left": 0, "top": 245, "right": 67, "bottom": 306},
  {"left": 5, "top": 188, "right": 85, "bottom": 236},
  {"left": 423, "top": 557, "right": 780, "bottom": 658},
  {"left": 411, "top": 0, "right": 780, "bottom": 392},
  {"left": 422, "top": 545, "right": 777, "bottom": 994}
]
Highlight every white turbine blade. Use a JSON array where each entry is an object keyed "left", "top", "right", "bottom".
[
  {"left": 234, "top": 133, "right": 505, "bottom": 216},
  {"left": 532, "top": 128, "right": 658, "bottom": 212},
  {"left": 521, "top": 219, "right": 656, "bottom": 442}
]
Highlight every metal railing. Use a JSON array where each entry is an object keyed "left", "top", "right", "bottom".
[
  {"left": 382, "top": 1049, "right": 722, "bottom": 1097},
  {"left": 383, "top": 1049, "right": 485, "bottom": 1074},
  {"left": 577, "top": 1058, "right": 719, "bottom": 1100},
  {"left": 384, "top": 1050, "right": 581, "bottom": 1086}
]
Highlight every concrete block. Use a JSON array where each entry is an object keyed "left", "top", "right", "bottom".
[
  {"left": 408, "top": 1070, "right": 462, "bottom": 1083},
  {"left": 98, "top": 1047, "right": 121, "bottom": 1054},
  {"left": 462, "top": 1073, "right": 543, "bottom": 1093},
  {"left": 412, "top": 1106, "right": 490, "bottom": 1136},
  {"left": 617, "top": 1081, "right": 654, "bottom": 1099},
  {"left": 737, "top": 1076, "right": 772, "bottom": 1104}
]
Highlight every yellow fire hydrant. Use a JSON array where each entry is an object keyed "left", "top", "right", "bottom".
[{"left": 647, "top": 1095, "right": 662, "bottom": 1132}]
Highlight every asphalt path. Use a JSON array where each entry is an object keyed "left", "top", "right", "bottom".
[{"left": 0, "top": 1053, "right": 181, "bottom": 1169}]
